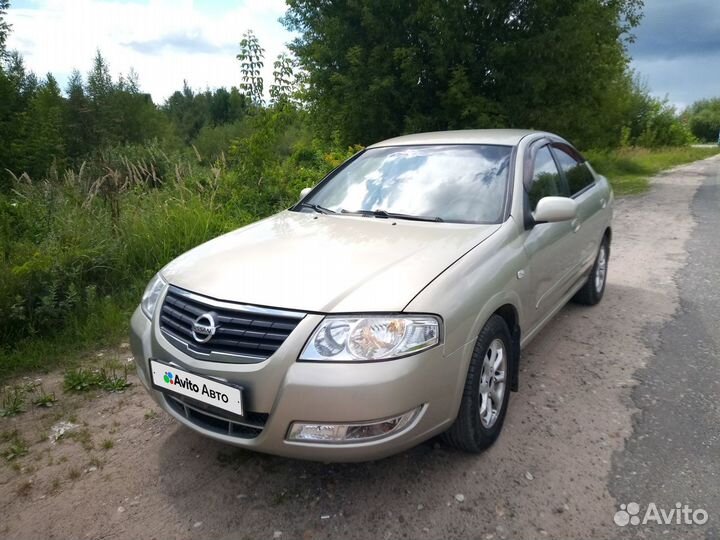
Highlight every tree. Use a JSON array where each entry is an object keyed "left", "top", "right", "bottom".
[
  {"left": 237, "top": 30, "right": 264, "bottom": 105},
  {"left": 85, "top": 50, "right": 114, "bottom": 147},
  {"left": 164, "top": 81, "right": 210, "bottom": 143},
  {"left": 683, "top": 98, "right": 720, "bottom": 142},
  {"left": 269, "top": 52, "right": 299, "bottom": 106},
  {"left": 86, "top": 50, "right": 113, "bottom": 102},
  {"left": 283, "top": 0, "right": 644, "bottom": 148},
  {"left": 0, "top": 0, "right": 10, "bottom": 60},
  {"left": 0, "top": 51, "right": 39, "bottom": 187},
  {"left": 617, "top": 74, "right": 691, "bottom": 147},
  {"left": 14, "top": 73, "right": 66, "bottom": 176},
  {"left": 63, "top": 69, "right": 94, "bottom": 161}
]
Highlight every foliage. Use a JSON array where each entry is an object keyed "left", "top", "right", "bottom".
[
  {"left": 0, "top": 49, "right": 170, "bottom": 188},
  {"left": 1, "top": 433, "right": 28, "bottom": 461},
  {"left": 682, "top": 98, "right": 720, "bottom": 142},
  {"left": 0, "top": 385, "right": 26, "bottom": 416},
  {"left": 63, "top": 365, "right": 130, "bottom": 393},
  {"left": 617, "top": 75, "right": 693, "bottom": 147},
  {"left": 163, "top": 82, "right": 249, "bottom": 144},
  {"left": 283, "top": 0, "right": 644, "bottom": 148},
  {"left": 32, "top": 387, "right": 57, "bottom": 407},
  {"left": 237, "top": 30, "right": 265, "bottom": 105},
  {"left": 0, "top": 0, "right": 10, "bottom": 58},
  {"left": 270, "top": 52, "right": 303, "bottom": 107}
]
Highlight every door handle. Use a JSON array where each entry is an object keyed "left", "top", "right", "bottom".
[
  {"left": 600, "top": 198, "right": 607, "bottom": 209},
  {"left": 571, "top": 219, "right": 581, "bottom": 233}
]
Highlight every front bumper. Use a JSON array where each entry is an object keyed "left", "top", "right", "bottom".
[{"left": 130, "top": 305, "right": 465, "bottom": 462}]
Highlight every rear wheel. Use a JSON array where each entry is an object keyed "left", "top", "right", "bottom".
[
  {"left": 573, "top": 238, "right": 609, "bottom": 306},
  {"left": 442, "top": 315, "right": 512, "bottom": 453}
]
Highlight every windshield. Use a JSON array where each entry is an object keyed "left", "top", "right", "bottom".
[{"left": 299, "top": 144, "right": 513, "bottom": 223}]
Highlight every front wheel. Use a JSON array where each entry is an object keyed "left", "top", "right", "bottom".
[
  {"left": 442, "top": 315, "right": 512, "bottom": 453},
  {"left": 573, "top": 239, "right": 609, "bottom": 306}
]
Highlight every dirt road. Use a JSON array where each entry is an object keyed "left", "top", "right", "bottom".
[{"left": 2, "top": 155, "right": 718, "bottom": 540}]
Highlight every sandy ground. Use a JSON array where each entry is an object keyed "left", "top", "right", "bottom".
[{"left": 1, "top": 155, "right": 718, "bottom": 540}]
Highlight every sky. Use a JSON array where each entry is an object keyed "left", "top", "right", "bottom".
[
  {"left": 5, "top": 0, "right": 294, "bottom": 101},
  {"left": 5, "top": 0, "right": 720, "bottom": 109},
  {"left": 628, "top": 0, "right": 720, "bottom": 109}
]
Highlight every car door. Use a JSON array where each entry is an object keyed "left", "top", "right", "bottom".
[
  {"left": 550, "top": 144, "right": 603, "bottom": 276},
  {"left": 521, "top": 143, "right": 577, "bottom": 328}
]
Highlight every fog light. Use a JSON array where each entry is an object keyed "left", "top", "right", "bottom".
[{"left": 286, "top": 407, "right": 421, "bottom": 443}]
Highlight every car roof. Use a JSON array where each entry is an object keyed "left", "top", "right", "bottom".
[{"left": 367, "top": 129, "right": 550, "bottom": 148}]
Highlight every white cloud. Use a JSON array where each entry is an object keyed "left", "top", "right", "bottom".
[{"left": 6, "top": 0, "right": 295, "bottom": 103}]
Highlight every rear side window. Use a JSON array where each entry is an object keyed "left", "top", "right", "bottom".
[
  {"left": 528, "top": 146, "right": 565, "bottom": 210},
  {"left": 552, "top": 146, "right": 595, "bottom": 196}
]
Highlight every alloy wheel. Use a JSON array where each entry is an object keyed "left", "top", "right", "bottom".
[{"left": 479, "top": 338, "right": 507, "bottom": 428}]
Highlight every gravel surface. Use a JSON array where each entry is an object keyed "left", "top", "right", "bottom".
[{"left": 1, "top": 155, "right": 718, "bottom": 540}]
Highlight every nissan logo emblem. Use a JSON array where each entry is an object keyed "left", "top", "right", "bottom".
[{"left": 191, "top": 313, "right": 217, "bottom": 343}]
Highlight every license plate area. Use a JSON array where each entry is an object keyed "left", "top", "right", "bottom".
[{"left": 149, "top": 359, "right": 244, "bottom": 417}]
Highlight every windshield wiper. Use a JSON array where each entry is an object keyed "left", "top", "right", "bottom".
[
  {"left": 342, "top": 209, "right": 443, "bottom": 222},
  {"left": 297, "top": 202, "right": 337, "bottom": 215}
]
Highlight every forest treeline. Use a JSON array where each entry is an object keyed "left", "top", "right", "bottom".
[{"left": 1, "top": 0, "right": 719, "bottom": 375}]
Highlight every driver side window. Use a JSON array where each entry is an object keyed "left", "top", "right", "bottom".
[{"left": 528, "top": 145, "right": 566, "bottom": 210}]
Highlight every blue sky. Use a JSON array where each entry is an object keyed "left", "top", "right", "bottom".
[{"left": 6, "top": 0, "right": 720, "bottom": 109}]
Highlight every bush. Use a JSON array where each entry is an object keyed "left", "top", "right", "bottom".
[
  {"left": 618, "top": 76, "right": 694, "bottom": 148},
  {"left": 683, "top": 98, "right": 720, "bottom": 142}
]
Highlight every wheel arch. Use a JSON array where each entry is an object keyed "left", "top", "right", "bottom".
[
  {"left": 464, "top": 296, "right": 522, "bottom": 394},
  {"left": 604, "top": 226, "right": 612, "bottom": 244},
  {"left": 491, "top": 303, "right": 521, "bottom": 392}
]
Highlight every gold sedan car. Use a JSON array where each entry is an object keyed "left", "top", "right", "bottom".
[{"left": 130, "top": 129, "right": 613, "bottom": 461}]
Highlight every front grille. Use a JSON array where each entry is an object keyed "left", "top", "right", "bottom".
[
  {"left": 159, "top": 286, "right": 305, "bottom": 362},
  {"left": 165, "top": 394, "right": 267, "bottom": 439}
]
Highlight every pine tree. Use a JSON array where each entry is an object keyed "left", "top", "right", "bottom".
[
  {"left": 13, "top": 73, "right": 66, "bottom": 177},
  {"left": 64, "top": 69, "right": 94, "bottom": 161},
  {"left": 85, "top": 50, "right": 114, "bottom": 146},
  {"left": 0, "top": 0, "right": 11, "bottom": 60}
]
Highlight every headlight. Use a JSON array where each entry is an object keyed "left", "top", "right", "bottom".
[
  {"left": 300, "top": 315, "right": 441, "bottom": 361},
  {"left": 140, "top": 273, "right": 167, "bottom": 319}
]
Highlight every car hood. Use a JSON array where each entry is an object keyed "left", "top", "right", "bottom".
[{"left": 161, "top": 211, "right": 499, "bottom": 313}]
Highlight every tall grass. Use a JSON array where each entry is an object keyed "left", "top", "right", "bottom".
[{"left": 586, "top": 146, "right": 720, "bottom": 195}]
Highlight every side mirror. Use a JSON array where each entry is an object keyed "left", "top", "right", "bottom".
[
  {"left": 298, "top": 187, "right": 312, "bottom": 202},
  {"left": 532, "top": 196, "right": 577, "bottom": 223}
]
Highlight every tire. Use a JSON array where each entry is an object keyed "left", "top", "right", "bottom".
[
  {"left": 573, "top": 238, "right": 609, "bottom": 306},
  {"left": 442, "top": 315, "right": 512, "bottom": 453}
]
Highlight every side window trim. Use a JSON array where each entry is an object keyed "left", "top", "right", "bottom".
[
  {"left": 522, "top": 138, "right": 551, "bottom": 192},
  {"left": 549, "top": 143, "right": 596, "bottom": 198},
  {"left": 523, "top": 142, "right": 566, "bottom": 228},
  {"left": 547, "top": 145, "right": 571, "bottom": 198}
]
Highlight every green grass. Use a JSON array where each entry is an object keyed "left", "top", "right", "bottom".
[
  {"left": 63, "top": 365, "right": 131, "bottom": 393},
  {"left": 2, "top": 434, "right": 29, "bottom": 461},
  {"left": 0, "top": 386, "right": 27, "bottom": 417},
  {"left": 32, "top": 388, "right": 58, "bottom": 408},
  {"left": 0, "top": 295, "right": 133, "bottom": 382},
  {"left": 586, "top": 146, "right": 720, "bottom": 195}
]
